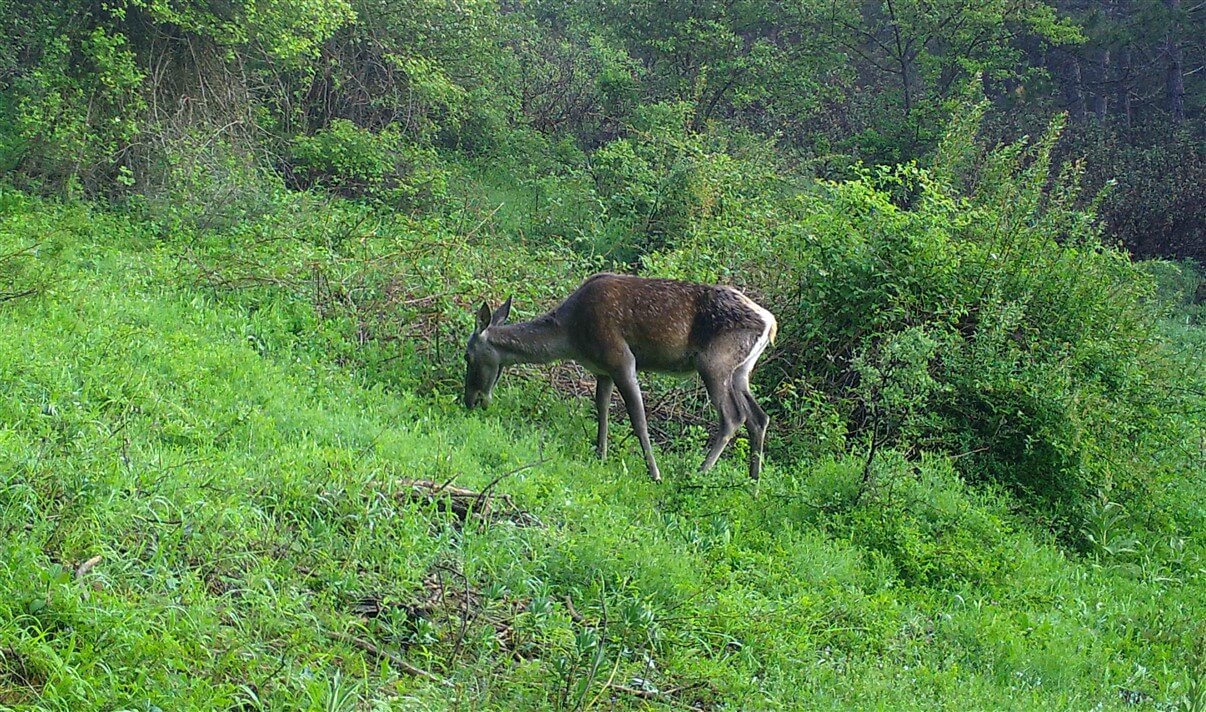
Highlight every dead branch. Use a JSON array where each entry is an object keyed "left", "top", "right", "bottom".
[
  {"left": 0, "top": 243, "right": 41, "bottom": 264},
  {"left": 463, "top": 202, "right": 505, "bottom": 242},
  {"left": 607, "top": 681, "right": 704, "bottom": 709},
  {"left": 396, "top": 478, "right": 543, "bottom": 527},
  {"left": 563, "top": 595, "right": 588, "bottom": 625},
  {"left": 0, "top": 289, "right": 38, "bottom": 304},
  {"left": 75, "top": 555, "right": 103, "bottom": 580},
  {"left": 326, "top": 630, "right": 452, "bottom": 687}
]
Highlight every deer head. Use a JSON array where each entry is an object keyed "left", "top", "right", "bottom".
[{"left": 463, "top": 296, "right": 512, "bottom": 409}]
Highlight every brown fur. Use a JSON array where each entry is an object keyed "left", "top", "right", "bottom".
[
  {"left": 557, "top": 274, "right": 768, "bottom": 374},
  {"left": 465, "top": 273, "right": 778, "bottom": 482}
]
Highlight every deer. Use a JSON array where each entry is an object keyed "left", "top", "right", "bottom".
[{"left": 463, "top": 272, "right": 778, "bottom": 482}]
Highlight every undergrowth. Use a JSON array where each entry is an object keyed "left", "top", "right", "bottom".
[{"left": 1, "top": 190, "right": 1203, "bottom": 710}]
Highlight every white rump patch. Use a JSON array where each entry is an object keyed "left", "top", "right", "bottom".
[{"left": 729, "top": 289, "right": 777, "bottom": 382}]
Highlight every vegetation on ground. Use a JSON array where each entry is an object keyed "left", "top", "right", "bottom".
[{"left": 1, "top": 0, "right": 1204, "bottom": 709}]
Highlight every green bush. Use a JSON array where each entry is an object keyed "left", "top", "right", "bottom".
[
  {"left": 649, "top": 114, "right": 1163, "bottom": 533},
  {"left": 10, "top": 24, "right": 145, "bottom": 194},
  {"left": 837, "top": 455, "right": 1016, "bottom": 588},
  {"left": 591, "top": 103, "right": 784, "bottom": 260},
  {"left": 504, "top": 19, "right": 640, "bottom": 146},
  {"left": 289, "top": 120, "right": 448, "bottom": 210}
]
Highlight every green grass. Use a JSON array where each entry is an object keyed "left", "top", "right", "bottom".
[{"left": 2, "top": 194, "right": 1204, "bottom": 710}]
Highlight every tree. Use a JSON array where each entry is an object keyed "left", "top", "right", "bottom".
[
  {"left": 820, "top": 0, "right": 1081, "bottom": 158},
  {"left": 1165, "top": 0, "right": 1186, "bottom": 121},
  {"left": 548, "top": 0, "right": 844, "bottom": 131}
]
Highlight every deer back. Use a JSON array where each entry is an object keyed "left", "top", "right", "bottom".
[{"left": 556, "top": 273, "right": 769, "bottom": 373}]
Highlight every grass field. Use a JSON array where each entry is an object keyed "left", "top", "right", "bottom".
[{"left": 2, "top": 192, "right": 1204, "bottom": 710}]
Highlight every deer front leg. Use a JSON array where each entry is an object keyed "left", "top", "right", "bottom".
[
  {"left": 594, "top": 375, "right": 613, "bottom": 461},
  {"left": 611, "top": 362, "right": 662, "bottom": 482}
]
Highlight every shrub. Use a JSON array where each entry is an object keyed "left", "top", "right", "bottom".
[
  {"left": 649, "top": 111, "right": 1163, "bottom": 534},
  {"left": 837, "top": 455, "right": 1016, "bottom": 588},
  {"left": 505, "top": 20, "right": 640, "bottom": 147},
  {"left": 591, "top": 102, "right": 783, "bottom": 260},
  {"left": 10, "top": 25, "right": 145, "bottom": 194},
  {"left": 289, "top": 120, "right": 448, "bottom": 210}
]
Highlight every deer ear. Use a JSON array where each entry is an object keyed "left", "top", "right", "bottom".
[
  {"left": 476, "top": 301, "right": 493, "bottom": 332},
  {"left": 491, "top": 296, "right": 513, "bottom": 327}
]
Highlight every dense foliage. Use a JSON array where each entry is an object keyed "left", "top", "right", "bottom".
[
  {"left": 649, "top": 110, "right": 1167, "bottom": 534},
  {"left": 1, "top": 0, "right": 1202, "bottom": 255}
]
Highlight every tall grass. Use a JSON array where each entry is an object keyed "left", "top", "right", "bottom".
[{"left": 1, "top": 190, "right": 1203, "bottom": 709}]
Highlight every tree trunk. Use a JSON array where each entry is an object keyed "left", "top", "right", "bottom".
[
  {"left": 1117, "top": 46, "right": 1132, "bottom": 130},
  {"left": 1062, "top": 54, "right": 1087, "bottom": 123},
  {"left": 884, "top": 0, "right": 913, "bottom": 119},
  {"left": 1166, "top": 0, "right": 1185, "bottom": 122},
  {"left": 899, "top": 56, "right": 913, "bottom": 119},
  {"left": 1092, "top": 47, "right": 1110, "bottom": 122}
]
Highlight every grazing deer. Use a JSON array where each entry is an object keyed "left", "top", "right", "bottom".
[{"left": 464, "top": 273, "right": 777, "bottom": 482}]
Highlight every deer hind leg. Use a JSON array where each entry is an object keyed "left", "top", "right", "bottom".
[
  {"left": 699, "top": 360, "right": 748, "bottom": 474},
  {"left": 732, "top": 324, "right": 772, "bottom": 480},
  {"left": 594, "top": 375, "right": 613, "bottom": 461},
  {"left": 610, "top": 356, "right": 662, "bottom": 482},
  {"left": 734, "top": 370, "right": 770, "bottom": 480}
]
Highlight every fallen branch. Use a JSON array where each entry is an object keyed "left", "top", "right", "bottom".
[
  {"left": 609, "top": 684, "right": 663, "bottom": 700},
  {"left": 563, "top": 595, "right": 588, "bottom": 625},
  {"left": 326, "top": 630, "right": 452, "bottom": 687},
  {"left": 75, "top": 555, "right": 103, "bottom": 580},
  {"left": 0, "top": 289, "right": 38, "bottom": 304},
  {"left": 0, "top": 243, "right": 41, "bottom": 264},
  {"left": 463, "top": 202, "right": 505, "bottom": 242},
  {"left": 397, "top": 477, "right": 543, "bottom": 527},
  {"left": 608, "top": 682, "right": 697, "bottom": 701}
]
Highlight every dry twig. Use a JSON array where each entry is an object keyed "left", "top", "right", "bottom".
[
  {"left": 75, "top": 555, "right": 103, "bottom": 580},
  {"left": 396, "top": 477, "right": 543, "bottom": 527},
  {"left": 326, "top": 630, "right": 452, "bottom": 687}
]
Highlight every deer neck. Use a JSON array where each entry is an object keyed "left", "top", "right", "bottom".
[{"left": 488, "top": 315, "right": 572, "bottom": 366}]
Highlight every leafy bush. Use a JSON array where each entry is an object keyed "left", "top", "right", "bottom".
[
  {"left": 650, "top": 111, "right": 1163, "bottom": 533},
  {"left": 289, "top": 120, "right": 448, "bottom": 210},
  {"left": 9, "top": 24, "right": 145, "bottom": 194},
  {"left": 591, "top": 103, "right": 783, "bottom": 259},
  {"left": 837, "top": 455, "right": 1016, "bottom": 588},
  {"left": 124, "top": 0, "right": 355, "bottom": 66},
  {"left": 505, "top": 19, "right": 640, "bottom": 146}
]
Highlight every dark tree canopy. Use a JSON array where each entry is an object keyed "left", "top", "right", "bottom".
[{"left": 0, "top": 0, "right": 1201, "bottom": 258}]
